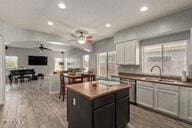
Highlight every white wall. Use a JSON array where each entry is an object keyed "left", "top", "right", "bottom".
[
  {"left": 0, "top": 18, "right": 5, "bottom": 104},
  {"left": 91, "top": 8, "right": 192, "bottom": 77},
  {"left": 6, "top": 47, "right": 63, "bottom": 77},
  {"left": 90, "top": 38, "right": 115, "bottom": 71},
  {"left": 115, "top": 8, "right": 192, "bottom": 43},
  {"left": 64, "top": 48, "right": 90, "bottom": 68},
  {"left": 5, "top": 47, "right": 90, "bottom": 82}
]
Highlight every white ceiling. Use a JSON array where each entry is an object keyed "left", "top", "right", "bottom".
[
  {"left": 6, "top": 41, "right": 74, "bottom": 52},
  {"left": 0, "top": 0, "right": 192, "bottom": 50}
]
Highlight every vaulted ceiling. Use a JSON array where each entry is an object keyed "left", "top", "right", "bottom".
[{"left": 0, "top": 0, "right": 192, "bottom": 51}]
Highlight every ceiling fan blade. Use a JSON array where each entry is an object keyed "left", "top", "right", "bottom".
[
  {"left": 86, "top": 36, "right": 94, "bottom": 43},
  {"left": 63, "top": 39, "right": 77, "bottom": 43},
  {"left": 71, "top": 33, "right": 78, "bottom": 38},
  {"left": 43, "top": 47, "right": 52, "bottom": 51}
]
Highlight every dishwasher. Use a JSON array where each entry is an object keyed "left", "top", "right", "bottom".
[{"left": 120, "top": 78, "right": 137, "bottom": 104}]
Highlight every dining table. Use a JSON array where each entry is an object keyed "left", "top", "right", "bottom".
[{"left": 64, "top": 73, "right": 96, "bottom": 85}]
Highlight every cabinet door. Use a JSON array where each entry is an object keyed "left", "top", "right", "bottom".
[
  {"left": 155, "top": 88, "right": 179, "bottom": 116},
  {"left": 116, "top": 96, "right": 129, "bottom": 128},
  {"left": 180, "top": 87, "right": 192, "bottom": 121},
  {"left": 137, "top": 85, "right": 154, "bottom": 108},
  {"left": 94, "top": 103, "right": 115, "bottom": 128},
  {"left": 116, "top": 43, "right": 124, "bottom": 65},
  {"left": 124, "top": 41, "right": 136, "bottom": 65}
]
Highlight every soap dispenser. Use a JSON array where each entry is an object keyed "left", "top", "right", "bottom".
[{"left": 181, "top": 71, "right": 187, "bottom": 82}]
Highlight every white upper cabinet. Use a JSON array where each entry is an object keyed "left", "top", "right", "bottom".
[
  {"left": 116, "top": 40, "right": 140, "bottom": 65},
  {"left": 116, "top": 43, "right": 125, "bottom": 65}
]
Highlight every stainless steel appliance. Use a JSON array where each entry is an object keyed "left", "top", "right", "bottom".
[{"left": 120, "top": 78, "right": 137, "bottom": 104}]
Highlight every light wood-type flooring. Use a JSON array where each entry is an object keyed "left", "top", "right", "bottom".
[{"left": 0, "top": 79, "right": 192, "bottom": 128}]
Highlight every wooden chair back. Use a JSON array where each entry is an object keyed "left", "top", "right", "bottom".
[
  {"left": 81, "top": 74, "right": 96, "bottom": 82},
  {"left": 60, "top": 73, "right": 65, "bottom": 88},
  {"left": 59, "top": 73, "right": 66, "bottom": 101}
]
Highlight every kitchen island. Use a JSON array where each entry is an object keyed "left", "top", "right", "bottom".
[{"left": 67, "top": 81, "right": 131, "bottom": 128}]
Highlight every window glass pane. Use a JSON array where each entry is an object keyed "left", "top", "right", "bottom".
[
  {"left": 55, "top": 58, "right": 62, "bottom": 72},
  {"left": 82, "top": 55, "right": 89, "bottom": 72},
  {"left": 163, "top": 41, "right": 187, "bottom": 76},
  {"left": 108, "top": 51, "right": 118, "bottom": 78},
  {"left": 97, "top": 52, "right": 107, "bottom": 78},
  {"left": 6, "top": 56, "right": 18, "bottom": 69},
  {"left": 65, "top": 58, "right": 68, "bottom": 70},
  {"left": 142, "top": 45, "right": 162, "bottom": 74}
]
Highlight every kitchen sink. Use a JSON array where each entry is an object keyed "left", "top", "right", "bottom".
[{"left": 141, "top": 77, "right": 177, "bottom": 83}]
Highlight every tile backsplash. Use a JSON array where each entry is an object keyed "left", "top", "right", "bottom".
[{"left": 118, "top": 65, "right": 142, "bottom": 74}]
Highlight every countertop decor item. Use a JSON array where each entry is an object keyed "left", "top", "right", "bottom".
[{"left": 181, "top": 71, "right": 187, "bottom": 82}]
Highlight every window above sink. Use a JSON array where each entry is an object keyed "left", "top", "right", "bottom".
[{"left": 142, "top": 40, "right": 187, "bottom": 76}]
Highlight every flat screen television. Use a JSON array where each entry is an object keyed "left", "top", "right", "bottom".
[{"left": 28, "top": 56, "right": 48, "bottom": 65}]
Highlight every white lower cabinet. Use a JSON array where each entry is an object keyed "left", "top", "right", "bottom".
[
  {"left": 137, "top": 81, "right": 179, "bottom": 116},
  {"left": 154, "top": 84, "right": 179, "bottom": 116},
  {"left": 137, "top": 81, "right": 154, "bottom": 108},
  {"left": 179, "top": 87, "right": 192, "bottom": 121}
]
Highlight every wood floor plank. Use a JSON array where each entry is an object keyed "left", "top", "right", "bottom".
[{"left": 0, "top": 80, "right": 192, "bottom": 128}]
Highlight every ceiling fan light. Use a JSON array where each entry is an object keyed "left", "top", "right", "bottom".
[{"left": 78, "top": 38, "right": 86, "bottom": 44}]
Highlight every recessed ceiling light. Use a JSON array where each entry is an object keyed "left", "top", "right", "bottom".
[
  {"left": 140, "top": 6, "right": 148, "bottom": 12},
  {"left": 58, "top": 2, "right": 66, "bottom": 9},
  {"left": 48, "top": 21, "right": 54, "bottom": 26},
  {"left": 105, "top": 23, "right": 111, "bottom": 27}
]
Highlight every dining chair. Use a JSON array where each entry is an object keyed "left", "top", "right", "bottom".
[{"left": 59, "top": 73, "right": 66, "bottom": 101}]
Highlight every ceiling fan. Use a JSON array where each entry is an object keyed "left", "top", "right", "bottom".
[
  {"left": 71, "top": 31, "right": 94, "bottom": 44},
  {"left": 36, "top": 44, "right": 52, "bottom": 51},
  {"left": 5, "top": 45, "right": 8, "bottom": 50}
]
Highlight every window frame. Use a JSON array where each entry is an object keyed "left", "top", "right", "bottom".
[
  {"left": 97, "top": 52, "right": 107, "bottom": 78},
  {"left": 142, "top": 40, "right": 188, "bottom": 75},
  {"left": 54, "top": 57, "right": 63, "bottom": 72},
  {"left": 5, "top": 56, "right": 18, "bottom": 70},
  {"left": 97, "top": 51, "right": 118, "bottom": 79},
  {"left": 82, "top": 54, "right": 90, "bottom": 72}
]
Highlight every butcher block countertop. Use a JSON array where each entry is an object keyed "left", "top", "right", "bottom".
[
  {"left": 112, "top": 73, "right": 192, "bottom": 88},
  {"left": 67, "top": 81, "right": 131, "bottom": 100}
]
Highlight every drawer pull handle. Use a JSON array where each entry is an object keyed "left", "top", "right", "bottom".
[{"left": 73, "top": 98, "right": 76, "bottom": 106}]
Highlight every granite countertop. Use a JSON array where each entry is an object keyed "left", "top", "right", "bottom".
[
  {"left": 66, "top": 81, "right": 131, "bottom": 100},
  {"left": 112, "top": 74, "right": 192, "bottom": 88}
]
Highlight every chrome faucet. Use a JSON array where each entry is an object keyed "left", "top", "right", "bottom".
[{"left": 151, "top": 66, "right": 162, "bottom": 79}]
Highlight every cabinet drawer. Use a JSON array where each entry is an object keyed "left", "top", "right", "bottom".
[
  {"left": 116, "top": 89, "right": 129, "bottom": 100},
  {"left": 94, "top": 103, "right": 115, "bottom": 128},
  {"left": 93, "top": 94, "right": 115, "bottom": 109},
  {"left": 155, "top": 83, "right": 179, "bottom": 92},
  {"left": 137, "top": 81, "right": 154, "bottom": 88}
]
